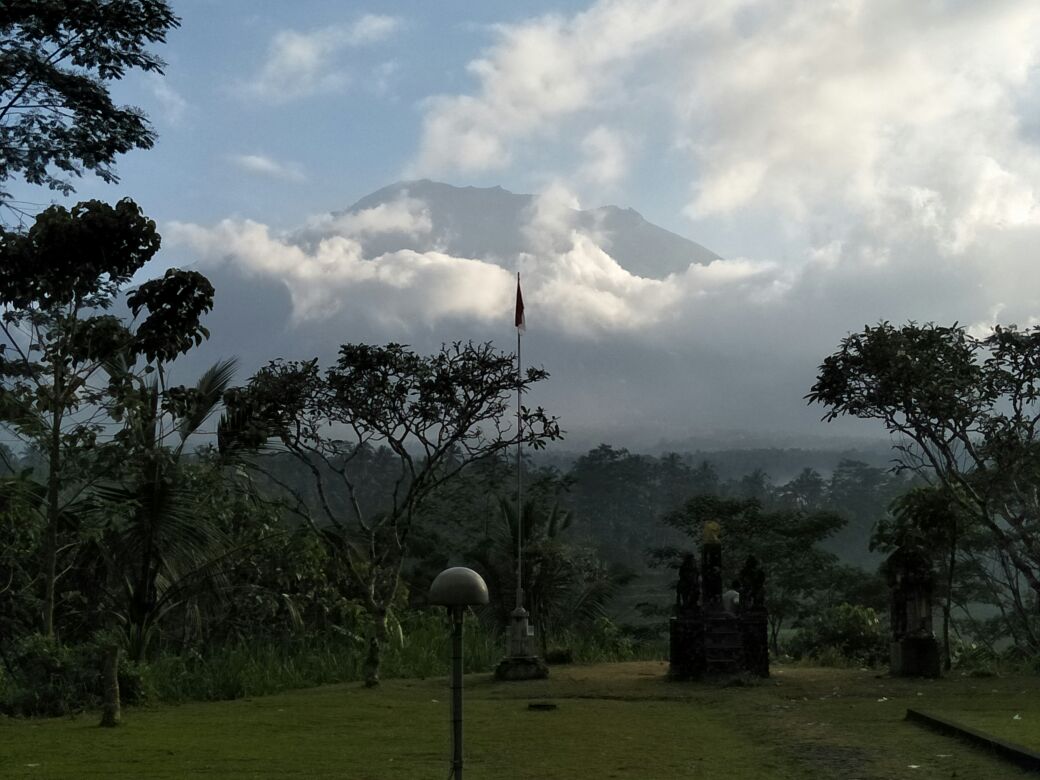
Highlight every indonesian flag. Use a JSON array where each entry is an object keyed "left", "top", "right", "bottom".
[{"left": 514, "top": 273, "right": 525, "bottom": 332}]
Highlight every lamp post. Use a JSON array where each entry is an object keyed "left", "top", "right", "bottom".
[{"left": 428, "top": 567, "right": 489, "bottom": 780}]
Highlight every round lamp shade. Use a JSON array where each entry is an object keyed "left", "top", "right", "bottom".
[{"left": 428, "top": 567, "right": 490, "bottom": 607}]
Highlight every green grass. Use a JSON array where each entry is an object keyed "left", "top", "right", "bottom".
[{"left": 2, "top": 661, "right": 1039, "bottom": 778}]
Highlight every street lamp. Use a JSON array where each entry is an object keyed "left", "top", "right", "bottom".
[{"left": 429, "top": 567, "right": 489, "bottom": 780}]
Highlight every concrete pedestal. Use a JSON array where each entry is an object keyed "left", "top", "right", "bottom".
[{"left": 494, "top": 605, "right": 549, "bottom": 681}]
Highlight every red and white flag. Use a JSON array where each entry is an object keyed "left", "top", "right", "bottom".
[{"left": 514, "top": 273, "right": 525, "bottom": 332}]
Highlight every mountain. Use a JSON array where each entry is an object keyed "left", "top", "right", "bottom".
[
  {"left": 292, "top": 179, "right": 720, "bottom": 279},
  {"left": 172, "top": 180, "right": 880, "bottom": 451}
]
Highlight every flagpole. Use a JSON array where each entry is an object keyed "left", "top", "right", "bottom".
[
  {"left": 515, "top": 272, "right": 523, "bottom": 613},
  {"left": 495, "top": 271, "right": 547, "bottom": 679}
]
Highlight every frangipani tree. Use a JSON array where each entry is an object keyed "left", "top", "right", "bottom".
[{"left": 220, "top": 341, "right": 562, "bottom": 686}]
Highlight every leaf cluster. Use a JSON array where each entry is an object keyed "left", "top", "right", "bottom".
[{"left": 0, "top": 0, "right": 179, "bottom": 198}]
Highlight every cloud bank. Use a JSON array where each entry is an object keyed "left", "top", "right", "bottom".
[
  {"left": 166, "top": 1, "right": 1040, "bottom": 445},
  {"left": 242, "top": 14, "right": 401, "bottom": 102}
]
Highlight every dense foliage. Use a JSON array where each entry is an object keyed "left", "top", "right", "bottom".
[{"left": 0, "top": 0, "right": 179, "bottom": 213}]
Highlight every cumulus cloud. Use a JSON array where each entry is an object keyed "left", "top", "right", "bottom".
[
  {"left": 411, "top": 0, "right": 1040, "bottom": 258},
  {"left": 167, "top": 182, "right": 781, "bottom": 339},
  {"left": 165, "top": 2, "right": 1040, "bottom": 444},
  {"left": 304, "top": 196, "right": 432, "bottom": 239},
  {"left": 229, "top": 154, "right": 306, "bottom": 183},
  {"left": 167, "top": 218, "right": 513, "bottom": 326},
  {"left": 242, "top": 14, "right": 401, "bottom": 102}
]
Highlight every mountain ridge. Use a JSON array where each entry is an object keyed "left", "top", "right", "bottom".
[{"left": 325, "top": 179, "right": 721, "bottom": 279}]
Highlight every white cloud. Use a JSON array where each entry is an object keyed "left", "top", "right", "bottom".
[
  {"left": 229, "top": 154, "right": 306, "bottom": 183},
  {"left": 167, "top": 218, "right": 513, "bottom": 325},
  {"left": 242, "top": 15, "right": 401, "bottom": 103},
  {"left": 410, "top": 0, "right": 1040, "bottom": 260},
  {"left": 368, "top": 60, "right": 401, "bottom": 97},
  {"left": 166, "top": 182, "right": 780, "bottom": 337},
  {"left": 146, "top": 74, "right": 189, "bottom": 125},
  {"left": 303, "top": 196, "right": 432, "bottom": 239}
]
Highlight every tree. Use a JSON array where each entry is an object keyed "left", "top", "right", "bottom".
[
  {"left": 808, "top": 322, "right": 1040, "bottom": 650},
  {"left": 0, "top": 198, "right": 213, "bottom": 637},
  {"left": 872, "top": 485, "right": 972, "bottom": 671},
  {"left": 655, "top": 495, "right": 846, "bottom": 653},
  {"left": 220, "top": 341, "right": 561, "bottom": 686},
  {"left": 0, "top": 0, "right": 179, "bottom": 216},
  {"left": 90, "top": 358, "right": 238, "bottom": 664},
  {"left": 568, "top": 445, "right": 657, "bottom": 561},
  {"left": 471, "top": 495, "right": 629, "bottom": 657}
]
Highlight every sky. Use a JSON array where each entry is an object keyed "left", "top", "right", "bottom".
[{"left": 11, "top": 0, "right": 1040, "bottom": 449}]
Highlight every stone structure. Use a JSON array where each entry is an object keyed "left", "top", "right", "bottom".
[
  {"left": 494, "top": 602, "right": 549, "bottom": 680},
  {"left": 668, "top": 522, "right": 770, "bottom": 680},
  {"left": 885, "top": 545, "right": 940, "bottom": 678}
]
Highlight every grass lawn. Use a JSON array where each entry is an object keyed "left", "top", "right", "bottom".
[{"left": 1, "top": 661, "right": 1039, "bottom": 779}]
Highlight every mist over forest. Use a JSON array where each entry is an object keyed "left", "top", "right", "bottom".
[{"left": 5, "top": 2, "right": 1040, "bottom": 777}]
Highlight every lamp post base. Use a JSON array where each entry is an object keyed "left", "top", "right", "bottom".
[{"left": 494, "top": 606, "right": 548, "bottom": 680}]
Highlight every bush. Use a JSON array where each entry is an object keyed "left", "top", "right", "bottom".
[
  {"left": 0, "top": 635, "right": 146, "bottom": 717},
  {"left": 788, "top": 603, "right": 887, "bottom": 667}
]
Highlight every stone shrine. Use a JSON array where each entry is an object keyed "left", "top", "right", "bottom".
[
  {"left": 668, "top": 522, "right": 769, "bottom": 680},
  {"left": 884, "top": 545, "right": 940, "bottom": 677}
]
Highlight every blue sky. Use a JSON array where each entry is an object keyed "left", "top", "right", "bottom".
[
  {"left": 12, "top": 1, "right": 716, "bottom": 247},
  {"left": 10, "top": 1, "right": 1040, "bottom": 445}
]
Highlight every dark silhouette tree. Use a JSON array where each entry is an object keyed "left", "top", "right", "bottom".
[
  {"left": 808, "top": 322, "right": 1040, "bottom": 650},
  {"left": 0, "top": 198, "right": 212, "bottom": 637},
  {"left": 220, "top": 341, "right": 562, "bottom": 687},
  {"left": 0, "top": 0, "right": 179, "bottom": 218},
  {"left": 654, "top": 494, "right": 846, "bottom": 653},
  {"left": 872, "top": 484, "right": 972, "bottom": 671}
]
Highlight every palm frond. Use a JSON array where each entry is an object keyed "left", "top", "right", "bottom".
[{"left": 178, "top": 357, "right": 238, "bottom": 443}]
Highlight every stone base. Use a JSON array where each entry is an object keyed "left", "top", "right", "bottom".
[
  {"left": 669, "top": 611, "right": 770, "bottom": 680},
  {"left": 668, "top": 616, "right": 705, "bottom": 680},
  {"left": 495, "top": 655, "right": 549, "bottom": 681},
  {"left": 891, "top": 637, "right": 941, "bottom": 678}
]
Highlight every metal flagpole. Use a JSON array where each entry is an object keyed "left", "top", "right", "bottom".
[
  {"left": 495, "top": 271, "right": 546, "bottom": 679},
  {"left": 516, "top": 272, "right": 523, "bottom": 613}
]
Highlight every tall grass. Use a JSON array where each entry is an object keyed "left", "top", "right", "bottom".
[
  {"left": 139, "top": 613, "right": 664, "bottom": 705},
  {"left": 142, "top": 612, "right": 501, "bottom": 703}
]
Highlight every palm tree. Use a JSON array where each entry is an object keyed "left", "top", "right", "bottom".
[
  {"left": 87, "top": 359, "right": 239, "bottom": 725},
  {"left": 472, "top": 497, "right": 629, "bottom": 657}
]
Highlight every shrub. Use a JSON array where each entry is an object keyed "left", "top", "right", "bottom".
[{"left": 788, "top": 603, "right": 887, "bottom": 666}]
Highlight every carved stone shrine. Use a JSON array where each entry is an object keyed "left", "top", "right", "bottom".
[
  {"left": 668, "top": 522, "right": 769, "bottom": 680},
  {"left": 884, "top": 545, "right": 940, "bottom": 678}
]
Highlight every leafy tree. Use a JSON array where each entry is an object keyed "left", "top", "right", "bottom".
[
  {"left": 0, "top": 0, "right": 179, "bottom": 216},
  {"left": 776, "top": 467, "right": 826, "bottom": 510},
  {"left": 567, "top": 445, "right": 657, "bottom": 561},
  {"left": 655, "top": 495, "right": 846, "bottom": 653},
  {"left": 0, "top": 471, "right": 44, "bottom": 659},
  {"left": 808, "top": 322, "right": 1040, "bottom": 650},
  {"left": 90, "top": 359, "right": 238, "bottom": 663},
  {"left": 687, "top": 459, "right": 720, "bottom": 497},
  {"left": 220, "top": 341, "right": 561, "bottom": 687},
  {"left": 872, "top": 485, "right": 972, "bottom": 671},
  {"left": 0, "top": 198, "right": 187, "bottom": 636}
]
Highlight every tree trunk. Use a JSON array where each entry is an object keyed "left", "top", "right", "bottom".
[
  {"left": 768, "top": 616, "right": 782, "bottom": 656},
  {"left": 363, "top": 608, "right": 388, "bottom": 688},
  {"left": 42, "top": 404, "right": 62, "bottom": 638},
  {"left": 99, "top": 643, "right": 121, "bottom": 727}
]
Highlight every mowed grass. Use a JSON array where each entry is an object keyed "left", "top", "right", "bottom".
[{"left": 2, "top": 661, "right": 1039, "bottom": 779}]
